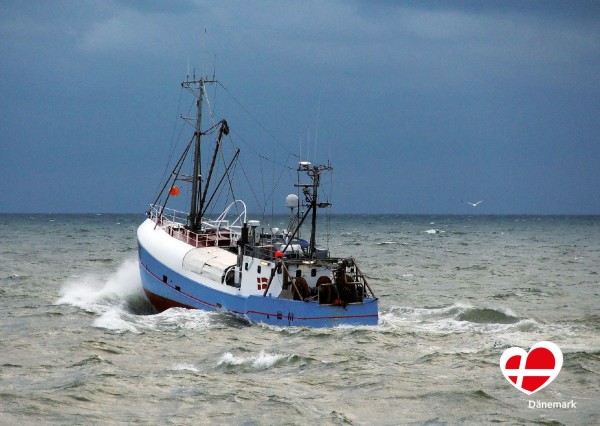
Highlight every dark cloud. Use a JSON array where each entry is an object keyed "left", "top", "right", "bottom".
[{"left": 1, "top": 1, "right": 599, "bottom": 213}]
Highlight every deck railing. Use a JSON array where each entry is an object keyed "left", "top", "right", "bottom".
[{"left": 148, "top": 204, "right": 241, "bottom": 247}]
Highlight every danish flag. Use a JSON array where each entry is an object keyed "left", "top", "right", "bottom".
[{"left": 257, "top": 277, "right": 268, "bottom": 290}]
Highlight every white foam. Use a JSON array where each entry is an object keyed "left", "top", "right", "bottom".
[
  {"left": 172, "top": 363, "right": 199, "bottom": 372},
  {"left": 93, "top": 306, "right": 140, "bottom": 334},
  {"left": 216, "top": 350, "right": 288, "bottom": 370},
  {"left": 217, "top": 352, "right": 247, "bottom": 366},
  {"left": 56, "top": 258, "right": 145, "bottom": 333},
  {"left": 144, "top": 308, "right": 213, "bottom": 331},
  {"left": 380, "top": 303, "right": 531, "bottom": 335},
  {"left": 56, "top": 258, "right": 142, "bottom": 313},
  {"left": 252, "top": 350, "right": 286, "bottom": 370}
]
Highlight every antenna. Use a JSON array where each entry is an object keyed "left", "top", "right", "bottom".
[
  {"left": 307, "top": 127, "right": 310, "bottom": 163},
  {"left": 212, "top": 54, "right": 216, "bottom": 81},
  {"left": 200, "top": 28, "right": 207, "bottom": 77},
  {"left": 314, "top": 93, "right": 321, "bottom": 164}
]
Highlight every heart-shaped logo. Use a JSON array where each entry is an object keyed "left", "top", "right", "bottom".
[{"left": 500, "top": 341, "right": 563, "bottom": 395}]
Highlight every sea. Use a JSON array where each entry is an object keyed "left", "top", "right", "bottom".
[{"left": 1, "top": 213, "right": 598, "bottom": 425}]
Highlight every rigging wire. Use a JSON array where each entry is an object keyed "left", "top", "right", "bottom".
[
  {"left": 221, "top": 146, "right": 241, "bottom": 218},
  {"left": 237, "top": 158, "right": 266, "bottom": 217},
  {"left": 156, "top": 79, "right": 319, "bottom": 226},
  {"left": 204, "top": 141, "right": 240, "bottom": 220},
  {"left": 204, "top": 86, "right": 218, "bottom": 128},
  {"left": 259, "top": 155, "right": 267, "bottom": 220},
  {"left": 229, "top": 128, "right": 293, "bottom": 170},
  {"left": 152, "top": 134, "right": 195, "bottom": 223},
  {"left": 226, "top": 129, "right": 298, "bottom": 217},
  {"left": 326, "top": 166, "right": 334, "bottom": 251},
  {"left": 153, "top": 86, "right": 189, "bottom": 201},
  {"left": 263, "top": 152, "right": 295, "bottom": 210},
  {"left": 218, "top": 82, "right": 299, "bottom": 161}
]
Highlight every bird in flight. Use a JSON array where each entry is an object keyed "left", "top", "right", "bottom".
[{"left": 463, "top": 200, "right": 483, "bottom": 207}]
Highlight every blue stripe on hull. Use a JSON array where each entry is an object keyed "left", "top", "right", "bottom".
[{"left": 138, "top": 245, "right": 378, "bottom": 328}]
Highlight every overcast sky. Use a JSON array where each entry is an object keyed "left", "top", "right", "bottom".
[{"left": 1, "top": 0, "right": 599, "bottom": 214}]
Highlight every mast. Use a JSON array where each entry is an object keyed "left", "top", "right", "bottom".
[
  {"left": 190, "top": 79, "right": 204, "bottom": 231},
  {"left": 181, "top": 76, "right": 217, "bottom": 232},
  {"left": 309, "top": 165, "right": 319, "bottom": 256},
  {"left": 295, "top": 162, "right": 331, "bottom": 258}
]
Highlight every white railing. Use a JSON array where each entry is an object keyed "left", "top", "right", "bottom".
[
  {"left": 148, "top": 200, "right": 246, "bottom": 247},
  {"left": 148, "top": 204, "right": 188, "bottom": 226}
]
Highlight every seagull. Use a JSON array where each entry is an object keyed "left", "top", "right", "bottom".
[{"left": 463, "top": 200, "right": 483, "bottom": 207}]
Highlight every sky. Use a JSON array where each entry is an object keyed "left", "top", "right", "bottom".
[{"left": 1, "top": 0, "right": 599, "bottom": 215}]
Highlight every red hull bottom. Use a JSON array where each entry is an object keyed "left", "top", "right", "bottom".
[{"left": 144, "top": 289, "right": 195, "bottom": 312}]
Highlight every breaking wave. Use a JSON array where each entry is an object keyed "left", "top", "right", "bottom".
[
  {"left": 216, "top": 350, "right": 292, "bottom": 371},
  {"left": 56, "top": 258, "right": 146, "bottom": 313},
  {"left": 456, "top": 307, "right": 520, "bottom": 324},
  {"left": 380, "top": 302, "right": 534, "bottom": 334},
  {"left": 171, "top": 363, "right": 200, "bottom": 373},
  {"left": 56, "top": 258, "right": 154, "bottom": 333}
]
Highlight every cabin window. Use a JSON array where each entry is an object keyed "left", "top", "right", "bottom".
[
  {"left": 295, "top": 269, "right": 301, "bottom": 278},
  {"left": 311, "top": 269, "right": 317, "bottom": 277},
  {"left": 257, "top": 265, "right": 261, "bottom": 274},
  {"left": 162, "top": 275, "right": 168, "bottom": 283},
  {"left": 244, "top": 263, "right": 248, "bottom": 271}
]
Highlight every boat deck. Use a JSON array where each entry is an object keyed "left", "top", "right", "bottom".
[{"left": 156, "top": 219, "right": 235, "bottom": 248}]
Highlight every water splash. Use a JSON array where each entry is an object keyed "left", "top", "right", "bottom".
[
  {"left": 56, "top": 258, "right": 148, "bottom": 333},
  {"left": 56, "top": 258, "right": 143, "bottom": 312},
  {"left": 216, "top": 350, "right": 290, "bottom": 371}
]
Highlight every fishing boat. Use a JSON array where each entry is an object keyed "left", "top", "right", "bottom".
[{"left": 136, "top": 75, "right": 378, "bottom": 327}]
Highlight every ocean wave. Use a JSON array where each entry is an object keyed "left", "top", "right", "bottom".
[
  {"left": 69, "top": 355, "right": 111, "bottom": 368},
  {"left": 456, "top": 307, "right": 520, "bottom": 324},
  {"left": 93, "top": 307, "right": 141, "bottom": 334},
  {"left": 141, "top": 307, "right": 214, "bottom": 332},
  {"left": 380, "top": 303, "right": 533, "bottom": 334},
  {"left": 171, "top": 363, "right": 200, "bottom": 373},
  {"left": 216, "top": 350, "right": 292, "bottom": 371}
]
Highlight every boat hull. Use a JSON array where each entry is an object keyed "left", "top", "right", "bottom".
[{"left": 138, "top": 242, "right": 379, "bottom": 328}]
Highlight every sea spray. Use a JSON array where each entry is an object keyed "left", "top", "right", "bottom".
[
  {"left": 56, "top": 258, "right": 143, "bottom": 312},
  {"left": 56, "top": 258, "right": 148, "bottom": 332}
]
